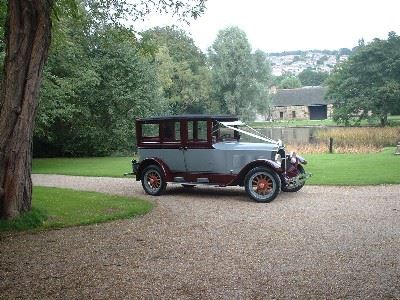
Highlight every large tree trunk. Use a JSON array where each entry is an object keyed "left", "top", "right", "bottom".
[{"left": 0, "top": 0, "right": 53, "bottom": 219}]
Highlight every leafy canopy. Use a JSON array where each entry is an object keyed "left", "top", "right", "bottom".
[
  {"left": 140, "top": 26, "right": 212, "bottom": 114},
  {"left": 326, "top": 31, "right": 400, "bottom": 126},
  {"left": 298, "top": 68, "right": 329, "bottom": 86},
  {"left": 278, "top": 75, "right": 302, "bottom": 89},
  {"left": 208, "top": 26, "right": 271, "bottom": 120},
  {"left": 31, "top": 0, "right": 207, "bottom": 156}
]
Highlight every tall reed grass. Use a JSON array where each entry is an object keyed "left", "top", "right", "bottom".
[{"left": 287, "top": 127, "right": 400, "bottom": 154}]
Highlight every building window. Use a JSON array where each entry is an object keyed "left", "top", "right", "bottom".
[
  {"left": 292, "top": 111, "right": 296, "bottom": 119},
  {"left": 280, "top": 112, "right": 284, "bottom": 119}
]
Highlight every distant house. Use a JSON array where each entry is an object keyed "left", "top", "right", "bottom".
[{"left": 268, "top": 86, "right": 333, "bottom": 120}]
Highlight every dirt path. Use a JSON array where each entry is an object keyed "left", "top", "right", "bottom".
[{"left": 1, "top": 175, "right": 399, "bottom": 299}]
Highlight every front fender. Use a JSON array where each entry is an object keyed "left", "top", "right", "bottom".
[
  {"left": 234, "top": 159, "right": 282, "bottom": 186},
  {"left": 136, "top": 158, "right": 173, "bottom": 181}
]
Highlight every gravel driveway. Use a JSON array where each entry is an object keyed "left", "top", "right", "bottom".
[{"left": 1, "top": 175, "right": 399, "bottom": 299}]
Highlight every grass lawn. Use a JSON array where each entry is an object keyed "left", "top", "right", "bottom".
[
  {"left": 32, "top": 156, "right": 135, "bottom": 177},
  {"left": 305, "top": 147, "right": 400, "bottom": 185},
  {"left": 33, "top": 147, "right": 400, "bottom": 185},
  {"left": 0, "top": 187, "right": 153, "bottom": 232}
]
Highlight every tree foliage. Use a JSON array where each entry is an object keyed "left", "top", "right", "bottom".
[
  {"left": 35, "top": 16, "right": 162, "bottom": 156},
  {"left": 298, "top": 68, "right": 329, "bottom": 86},
  {"left": 277, "top": 75, "right": 302, "bottom": 89},
  {"left": 252, "top": 50, "right": 272, "bottom": 118},
  {"left": 0, "top": 0, "right": 206, "bottom": 219},
  {"left": 31, "top": 2, "right": 208, "bottom": 157},
  {"left": 208, "top": 26, "right": 271, "bottom": 120},
  {"left": 326, "top": 32, "right": 400, "bottom": 126},
  {"left": 140, "top": 26, "right": 212, "bottom": 114}
]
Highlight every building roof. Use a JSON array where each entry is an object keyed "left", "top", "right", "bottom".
[{"left": 272, "top": 86, "right": 331, "bottom": 106}]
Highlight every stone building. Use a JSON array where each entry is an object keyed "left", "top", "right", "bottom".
[{"left": 270, "top": 86, "right": 333, "bottom": 120}]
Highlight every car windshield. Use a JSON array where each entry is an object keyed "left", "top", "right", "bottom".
[{"left": 218, "top": 121, "right": 280, "bottom": 145}]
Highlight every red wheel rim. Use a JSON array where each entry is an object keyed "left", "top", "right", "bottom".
[
  {"left": 252, "top": 174, "right": 273, "bottom": 195},
  {"left": 147, "top": 172, "right": 161, "bottom": 189}
]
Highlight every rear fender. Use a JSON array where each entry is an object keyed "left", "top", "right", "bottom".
[
  {"left": 136, "top": 158, "right": 173, "bottom": 181},
  {"left": 235, "top": 159, "right": 282, "bottom": 186}
]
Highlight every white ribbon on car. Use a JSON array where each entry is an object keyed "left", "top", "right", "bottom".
[{"left": 219, "top": 121, "right": 280, "bottom": 145}]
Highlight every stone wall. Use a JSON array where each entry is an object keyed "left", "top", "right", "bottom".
[
  {"left": 271, "top": 105, "right": 309, "bottom": 120},
  {"left": 256, "top": 104, "right": 334, "bottom": 121},
  {"left": 269, "top": 104, "right": 334, "bottom": 120},
  {"left": 327, "top": 104, "right": 333, "bottom": 118}
]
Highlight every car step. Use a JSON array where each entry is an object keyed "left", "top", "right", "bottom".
[
  {"left": 173, "top": 177, "right": 210, "bottom": 184},
  {"left": 196, "top": 178, "right": 209, "bottom": 183},
  {"left": 173, "top": 177, "right": 185, "bottom": 182}
]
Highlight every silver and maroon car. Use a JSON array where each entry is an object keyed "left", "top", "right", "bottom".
[{"left": 131, "top": 115, "right": 310, "bottom": 202}]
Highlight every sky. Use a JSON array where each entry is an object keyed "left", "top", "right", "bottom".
[{"left": 132, "top": 0, "right": 400, "bottom": 53}]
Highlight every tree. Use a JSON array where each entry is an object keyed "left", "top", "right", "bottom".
[
  {"left": 35, "top": 20, "right": 162, "bottom": 157},
  {"left": 338, "top": 48, "right": 352, "bottom": 56},
  {"left": 326, "top": 31, "right": 400, "bottom": 127},
  {"left": 0, "top": 0, "right": 5, "bottom": 84},
  {"left": 0, "top": 0, "right": 206, "bottom": 220},
  {"left": 0, "top": 0, "right": 53, "bottom": 219},
  {"left": 140, "top": 26, "right": 212, "bottom": 114},
  {"left": 208, "top": 26, "right": 271, "bottom": 120},
  {"left": 253, "top": 50, "right": 272, "bottom": 118},
  {"left": 298, "top": 68, "right": 329, "bottom": 86},
  {"left": 278, "top": 75, "right": 302, "bottom": 89}
]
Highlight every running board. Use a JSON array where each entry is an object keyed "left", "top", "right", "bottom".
[
  {"left": 172, "top": 181, "right": 223, "bottom": 187},
  {"left": 173, "top": 177, "right": 210, "bottom": 184},
  {"left": 173, "top": 177, "right": 185, "bottom": 182},
  {"left": 197, "top": 178, "right": 209, "bottom": 183}
]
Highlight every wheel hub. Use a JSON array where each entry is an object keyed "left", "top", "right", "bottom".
[
  {"left": 148, "top": 174, "right": 160, "bottom": 188},
  {"left": 256, "top": 178, "right": 272, "bottom": 192}
]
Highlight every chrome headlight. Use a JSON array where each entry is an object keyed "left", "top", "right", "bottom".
[
  {"left": 275, "top": 153, "right": 282, "bottom": 164},
  {"left": 290, "top": 151, "right": 297, "bottom": 164}
]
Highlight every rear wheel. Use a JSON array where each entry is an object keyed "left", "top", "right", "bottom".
[
  {"left": 244, "top": 167, "right": 281, "bottom": 203},
  {"left": 141, "top": 165, "right": 167, "bottom": 196}
]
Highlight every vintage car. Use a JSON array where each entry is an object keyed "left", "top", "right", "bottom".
[{"left": 130, "top": 115, "right": 310, "bottom": 202}]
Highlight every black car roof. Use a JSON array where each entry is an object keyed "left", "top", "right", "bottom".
[{"left": 136, "top": 114, "right": 238, "bottom": 122}]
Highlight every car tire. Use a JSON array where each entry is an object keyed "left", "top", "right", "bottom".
[
  {"left": 281, "top": 165, "right": 306, "bottom": 192},
  {"left": 244, "top": 167, "right": 281, "bottom": 203},
  {"left": 141, "top": 165, "right": 167, "bottom": 196}
]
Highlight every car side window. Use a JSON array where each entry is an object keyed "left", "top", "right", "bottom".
[
  {"left": 142, "top": 123, "right": 160, "bottom": 138},
  {"left": 163, "top": 121, "right": 180, "bottom": 142},
  {"left": 188, "top": 121, "right": 207, "bottom": 142}
]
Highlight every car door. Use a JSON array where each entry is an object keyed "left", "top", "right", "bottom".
[
  {"left": 157, "top": 120, "right": 186, "bottom": 172},
  {"left": 182, "top": 120, "right": 215, "bottom": 173}
]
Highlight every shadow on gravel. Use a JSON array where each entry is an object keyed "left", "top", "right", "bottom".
[{"left": 161, "top": 184, "right": 300, "bottom": 204}]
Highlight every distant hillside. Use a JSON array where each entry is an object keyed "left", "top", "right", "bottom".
[
  {"left": 268, "top": 48, "right": 352, "bottom": 57},
  {"left": 267, "top": 49, "right": 352, "bottom": 76}
]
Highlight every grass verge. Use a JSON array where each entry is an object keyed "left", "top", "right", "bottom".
[
  {"left": 305, "top": 148, "right": 400, "bottom": 185},
  {"left": 32, "top": 148, "right": 400, "bottom": 185},
  {"left": 32, "top": 156, "right": 135, "bottom": 177},
  {"left": 0, "top": 187, "right": 153, "bottom": 232}
]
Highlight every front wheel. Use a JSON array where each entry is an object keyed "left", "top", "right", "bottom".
[
  {"left": 281, "top": 165, "right": 306, "bottom": 192},
  {"left": 244, "top": 167, "right": 281, "bottom": 203},
  {"left": 141, "top": 165, "right": 167, "bottom": 196}
]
